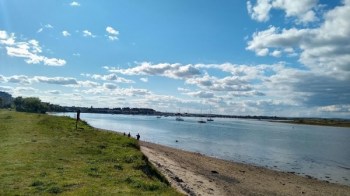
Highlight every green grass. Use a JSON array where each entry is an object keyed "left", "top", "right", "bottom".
[{"left": 0, "top": 110, "right": 181, "bottom": 195}]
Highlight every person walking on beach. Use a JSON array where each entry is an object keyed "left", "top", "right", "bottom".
[{"left": 136, "top": 133, "right": 140, "bottom": 140}]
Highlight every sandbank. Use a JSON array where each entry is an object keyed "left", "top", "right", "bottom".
[{"left": 140, "top": 141, "right": 350, "bottom": 196}]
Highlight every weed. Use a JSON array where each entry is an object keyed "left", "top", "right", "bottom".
[
  {"left": 31, "top": 180, "right": 44, "bottom": 187},
  {"left": 47, "top": 186, "right": 62, "bottom": 194}
]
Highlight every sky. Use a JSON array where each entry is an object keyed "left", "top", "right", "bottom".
[{"left": 0, "top": 0, "right": 349, "bottom": 118}]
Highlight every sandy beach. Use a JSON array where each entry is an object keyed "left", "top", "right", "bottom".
[{"left": 140, "top": 141, "right": 350, "bottom": 196}]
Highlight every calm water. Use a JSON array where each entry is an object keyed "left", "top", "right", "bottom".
[{"left": 53, "top": 113, "right": 350, "bottom": 185}]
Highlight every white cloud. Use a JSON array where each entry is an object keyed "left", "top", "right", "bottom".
[
  {"left": 34, "top": 76, "right": 78, "bottom": 85},
  {"left": 77, "top": 80, "right": 100, "bottom": 88},
  {"left": 317, "top": 105, "right": 350, "bottom": 113},
  {"left": 106, "top": 26, "right": 119, "bottom": 41},
  {"left": 177, "top": 87, "right": 191, "bottom": 92},
  {"left": 83, "top": 73, "right": 134, "bottom": 83},
  {"left": 247, "top": 0, "right": 272, "bottom": 22},
  {"left": 0, "top": 30, "right": 66, "bottom": 66},
  {"left": 44, "top": 24, "right": 53, "bottom": 29},
  {"left": 43, "top": 57, "right": 66, "bottom": 66},
  {"left": 103, "top": 83, "right": 118, "bottom": 90},
  {"left": 70, "top": 1, "right": 80, "bottom": 7},
  {"left": 6, "top": 75, "right": 32, "bottom": 84},
  {"left": 48, "top": 90, "right": 61, "bottom": 95},
  {"left": 187, "top": 91, "right": 215, "bottom": 99},
  {"left": 246, "top": 1, "right": 350, "bottom": 77},
  {"left": 247, "top": 0, "right": 318, "bottom": 23},
  {"left": 83, "top": 30, "right": 96, "bottom": 38},
  {"left": 62, "top": 31, "right": 71, "bottom": 37},
  {"left": 37, "top": 24, "right": 54, "bottom": 33},
  {"left": 106, "top": 62, "right": 201, "bottom": 79},
  {"left": 271, "top": 50, "right": 281, "bottom": 57},
  {"left": 140, "top": 77, "right": 148, "bottom": 82}
]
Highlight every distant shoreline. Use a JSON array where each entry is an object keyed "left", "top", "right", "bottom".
[{"left": 270, "top": 119, "right": 350, "bottom": 128}]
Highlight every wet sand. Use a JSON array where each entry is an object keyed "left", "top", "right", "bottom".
[{"left": 140, "top": 141, "right": 350, "bottom": 196}]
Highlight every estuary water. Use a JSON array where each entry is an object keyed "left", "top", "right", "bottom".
[{"left": 53, "top": 113, "right": 350, "bottom": 185}]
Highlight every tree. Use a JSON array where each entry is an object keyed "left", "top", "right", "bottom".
[
  {"left": 0, "top": 91, "right": 13, "bottom": 108},
  {"left": 14, "top": 97, "right": 48, "bottom": 113}
]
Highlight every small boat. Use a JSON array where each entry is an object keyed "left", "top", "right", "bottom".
[
  {"left": 176, "top": 108, "right": 184, "bottom": 121},
  {"left": 207, "top": 106, "right": 214, "bottom": 121},
  {"left": 176, "top": 117, "right": 184, "bottom": 121},
  {"left": 198, "top": 120, "right": 206, "bottom": 123},
  {"left": 198, "top": 108, "right": 206, "bottom": 123}
]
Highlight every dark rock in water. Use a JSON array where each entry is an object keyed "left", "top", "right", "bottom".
[
  {"left": 325, "top": 176, "right": 330, "bottom": 179},
  {"left": 211, "top": 170, "right": 219, "bottom": 174},
  {"left": 175, "top": 140, "right": 178, "bottom": 142},
  {"left": 288, "top": 171, "right": 296, "bottom": 174}
]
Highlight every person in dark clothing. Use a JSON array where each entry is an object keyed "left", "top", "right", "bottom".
[
  {"left": 127, "top": 132, "right": 131, "bottom": 137},
  {"left": 136, "top": 133, "right": 140, "bottom": 140}
]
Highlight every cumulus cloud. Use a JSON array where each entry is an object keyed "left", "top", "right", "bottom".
[
  {"left": 247, "top": 0, "right": 318, "bottom": 23},
  {"left": 86, "top": 85, "right": 151, "bottom": 97},
  {"left": 106, "top": 62, "right": 201, "bottom": 79},
  {"left": 246, "top": 1, "right": 350, "bottom": 77},
  {"left": 140, "top": 77, "right": 148, "bottom": 82},
  {"left": 6, "top": 75, "right": 32, "bottom": 84},
  {"left": 0, "top": 30, "right": 66, "bottom": 66},
  {"left": 83, "top": 30, "right": 96, "bottom": 38},
  {"left": 34, "top": 76, "right": 78, "bottom": 85},
  {"left": 70, "top": 1, "right": 80, "bottom": 7},
  {"left": 90, "top": 73, "right": 134, "bottom": 83},
  {"left": 77, "top": 80, "right": 100, "bottom": 88},
  {"left": 187, "top": 91, "right": 215, "bottom": 99},
  {"left": 62, "top": 30, "right": 71, "bottom": 37},
  {"left": 103, "top": 83, "right": 118, "bottom": 90},
  {"left": 106, "top": 26, "right": 119, "bottom": 41}
]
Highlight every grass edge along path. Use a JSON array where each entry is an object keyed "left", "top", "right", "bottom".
[{"left": 0, "top": 110, "right": 181, "bottom": 195}]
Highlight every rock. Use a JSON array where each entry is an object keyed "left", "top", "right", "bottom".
[
  {"left": 211, "top": 170, "right": 219, "bottom": 174},
  {"left": 174, "top": 176, "right": 183, "bottom": 183}
]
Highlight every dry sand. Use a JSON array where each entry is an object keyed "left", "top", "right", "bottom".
[{"left": 140, "top": 141, "right": 350, "bottom": 196}]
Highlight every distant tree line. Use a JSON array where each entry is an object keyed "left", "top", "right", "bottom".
[
  {"left": 0, "top": 91, "right": 156, "bottom": 115},
  {"left": 0, "top": 91, "right": 66, "bottom": 114}
]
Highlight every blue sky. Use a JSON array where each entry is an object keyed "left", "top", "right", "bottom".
[{"left": 0, "top": 0, "right": 349, "bottom": 118}]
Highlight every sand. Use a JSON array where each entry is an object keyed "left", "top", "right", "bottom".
[{"left": 140, "top": 141, "right": 350, "bottom": 196}]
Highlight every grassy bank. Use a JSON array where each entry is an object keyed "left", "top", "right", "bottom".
[{"left": 0, "top": 110, "right": 180, "bottom": 195}]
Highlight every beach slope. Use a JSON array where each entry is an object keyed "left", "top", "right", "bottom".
[{"left": 141, "top": 141, "right": 350, "bottom": 196}]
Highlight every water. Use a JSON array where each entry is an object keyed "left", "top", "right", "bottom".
[{"left": 53, "top": 113, "right": 350, "bottom": 185}]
